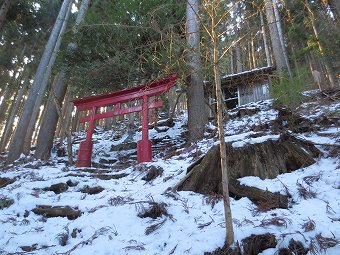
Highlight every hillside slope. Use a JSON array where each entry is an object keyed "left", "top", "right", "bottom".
[{"left": 0, "top": 92, "right": 339, "bottom": 255}]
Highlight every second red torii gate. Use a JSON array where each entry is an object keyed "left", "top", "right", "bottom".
[{"left": 71, "top": 74, "right": 178, "bottom": 167}]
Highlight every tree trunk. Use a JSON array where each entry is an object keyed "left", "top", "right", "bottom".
[
  {"left": 251, "top": 34, "right": 256, "bottom": 68},
  {"left": 34, "top": 0, "right": 91, "bottom": 160},
  {"left": 329, "top": 0, "right": 340, "bottom": 21},
  {"left": 264, "top": 0, "right": 287, "bottom": 75},
  {"left": 248, "top": 39, "right": 253, "bottom": 69},
  {"left": 235, "top": 42, "right": 243, "bottom": 72},
  {"left": 168, "top": 87, "right": 176, "bottom": 119},
  {"left": 0, "top": 0, "right": 13, "bottom": 31},
  {"left": 59, "top": 95, "right": 73, "bottom": 144},
  {"left": 211, "top": 9, "right": 234, "bottom": 246},
  {"left": 71, "top": 110, "right": 80, "bottom": 132},
  {"left": 23, "top": 0, "right": 73, "bottom": 154},
  {"left": 104, "top": 106, "right": 114, "bottom": 131},
  {"left": 6, "top": 0, "right": 73, "bottom": 165},
  {"left": 0, "top": 82, "right": 28, "bottom": 152},
  {"left": 305, "top": 1, "right": 336, "bottom": 88},
  {"left": 260, "top": 11, "right": 272, "bottom": 67},
  {"left": 272, "top": 0, "right": 292, "bottom": 78},
  {"left": 0, "top": 85, "right": 14, "bottom": 130},
  {"left": 186, "top": 0, "right": 208, "bottom": 142},
  {"left": 34, "top": 72, "right": 66, "bottom": 160},
  {"left": 229, "top": 50, "right": 234, "bottom": 74}
]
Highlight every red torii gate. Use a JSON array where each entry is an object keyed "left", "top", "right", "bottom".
[{"left": 71, "top": 74, "right": 178, "bottom": 167}]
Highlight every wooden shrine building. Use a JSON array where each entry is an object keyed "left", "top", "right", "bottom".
[{"left": 221, "top": 66, "right": 276, "bottom": 109}]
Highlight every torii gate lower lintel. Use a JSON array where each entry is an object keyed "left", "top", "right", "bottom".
[{"left": 71, "top": 74, "right": 178, "bottom": 167}]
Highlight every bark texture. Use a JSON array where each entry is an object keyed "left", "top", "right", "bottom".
[
  {"left": 34, "top": 73, "right": 66, "bottom": 159},
  {"left": 272, "top": 0, "right": 292, "bottom": 77},
  {"left": 260, "top": 11, "right": 272, "bottom": 67},
  {"left": 186, "top": 0, "right": 207, "bottom": 142},
  {"left": 264, "top": 0, "right": 287, "bottom": 75},
  {"left": 0, "top": 0, "right": 13, "bottom": 31},
  {"left": 0, "top": 83, "right": 27, "bottom": 151}
]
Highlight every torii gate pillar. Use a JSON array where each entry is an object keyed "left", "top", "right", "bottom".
[{"left": 137, "top": 95, "right": 152, "bottom": 162}]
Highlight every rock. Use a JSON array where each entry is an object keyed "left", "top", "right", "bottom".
[
  {"left": 80, "top": 185, "right": 104, "bottom": 195},
  {"left": 66, "top": 180, "right": 78, "bottom": 187},
  {"left": 43, "top": 183, "right": 68, "bottom": 194},
  {"left": 56, "top": 147, "right": 66, "bottom": 157},
  {"left": 20, "top": 244, "right": 38, "bottom": 252},
  {"left": 99, "top": 158, "right": 117, "bottom": 164},
  {"left": 111, "top": 142, "right": 137, "bottom": 151},
  {"left": 0, "top": 197, "right": 14, "bottom": 209},
  {"left": 142, "top": 166, "right": 164, "bottom": 182}
]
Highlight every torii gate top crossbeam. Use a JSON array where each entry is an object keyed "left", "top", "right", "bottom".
[{"left": 71, "top": 74, "right": 178, "bottom": 111}]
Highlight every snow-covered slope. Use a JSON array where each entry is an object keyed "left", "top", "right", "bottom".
[{"left": 0, "top": 96, "right": 339, "bottom": 255}]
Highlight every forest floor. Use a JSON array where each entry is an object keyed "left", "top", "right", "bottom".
[{"left": 0, "top": 90, "right": 339, "bottom": 255}]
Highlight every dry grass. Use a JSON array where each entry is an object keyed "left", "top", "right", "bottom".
[
  {"left": 57, "top": 232, "right": 69, "bottom": 246},
  {"left": 326, "top": 202, "right": 336, "bottom": 215},
  {"left": 301, "top": 218, "right": 316, "bottom": 232},
  {"left": 197, "top": 219, "right": 214, "bottom": 230},
  {"left": 303, "top": 173, "right": 321, "bottom": 185},
  {"left": 297, "top": 181, "right": 317, "bottom": 199},
  {"left": 259, "top": 216, "right": 292, "bottom": 228},
  {"left": 233, "top": 218, "right": 254, "bottom": 228},
  {"left": 308, "top": 239, "right": 319, "bottom": 255},
  {"left": 123, "top": 245, "right": 146, "bottom": 251},
  {"left": 203, "top": 194, "right": 223, "bottom": 209},
  {"left": 138, "top": 202, "right": 169, "bottom": 219},
  {"left": 162, "top": 190, "right": 179, "bottom": 201},
  {"left": 145, "top": 219, "right": 167, "bottom": 235},
  {"left": 316, "top": 233, "right": 339, "bottom": 251},
  {"left": 108, "top": 195, "right": 133, "bottom": 206},
  {"left": 57, "top": 227, "right": 112, "bottom": 255}
]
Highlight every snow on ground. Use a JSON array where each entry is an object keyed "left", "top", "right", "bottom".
[{"left": 0, "top": 96, "right": 339, "bottom": 255}]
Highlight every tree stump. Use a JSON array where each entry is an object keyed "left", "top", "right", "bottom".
[{"left": 176, "top": 135, "right": 319, "bottom": 209}]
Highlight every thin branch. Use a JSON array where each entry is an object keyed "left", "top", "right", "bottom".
[
  {"left": 218, "top": 33, "right": 247, "bottom": 62},
  {"left": 215, "top": 0, "right": 242, "bottom": 28}
]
